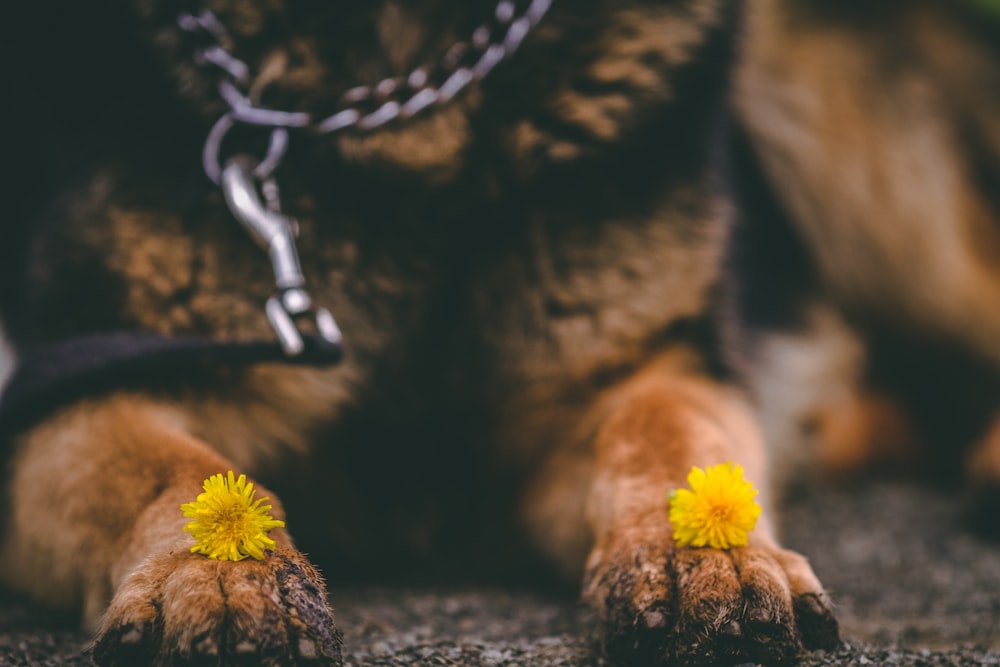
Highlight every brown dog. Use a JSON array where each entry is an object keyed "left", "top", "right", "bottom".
[{"left": 0, "top": 1, "right": 839, "bottom": 666}]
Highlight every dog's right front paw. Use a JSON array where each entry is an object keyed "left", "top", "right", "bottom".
[{"left": 92, "top": 547, "right": 343, "bottom": 667}]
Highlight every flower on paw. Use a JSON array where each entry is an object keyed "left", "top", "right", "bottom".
[
  {"left": 669, "top": 462, "right": 762, "bottom": 549},
  {"left": 181, "top": 471, "right": 285, "bottom": 561}
]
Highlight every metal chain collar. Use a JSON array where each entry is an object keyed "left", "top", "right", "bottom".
[{"left": 178, "top": 0, "right": 554, "bottom": 357}]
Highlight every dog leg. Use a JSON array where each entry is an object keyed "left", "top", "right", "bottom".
[
  {"left": 0, "top": 394, "right": 342, "bottom": 667},
  {"left": 582, "top": 371, "right": 839, "bottom": 666}
]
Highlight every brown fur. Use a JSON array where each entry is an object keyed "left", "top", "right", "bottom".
[
  {"left": 739, "top": 1, "right": 1000, "bottom": 350},
  {"left": 737, "top": 0, "right": 1000, "bottom": 488},
  {"left": 581, "top": 364, "right": 836, "bottom": 664},
  {"left": 0, "top": 1, "right": 843, "bottom": 666}
]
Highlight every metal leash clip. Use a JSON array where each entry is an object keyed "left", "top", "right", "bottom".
[
  {"left": 181, "top": 1, "right": 556, "bottom": 358},
  {"left": 220, "top": 155, "right": 342, "bottom": 356}
]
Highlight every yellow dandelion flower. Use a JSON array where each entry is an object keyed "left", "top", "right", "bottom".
[
  {"left": 180, "top": 471, "right": 285, "bottom": 561},
  {"left": 668, "top": 462, "right": 762, "bottom": 549}
]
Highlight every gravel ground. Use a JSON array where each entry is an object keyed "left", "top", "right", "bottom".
[{"left": 2, "top": 476, "right": 999, "bottom": 667}]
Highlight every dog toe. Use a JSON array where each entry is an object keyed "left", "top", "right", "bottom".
[
  {"left": 794, "top": 591, "right": 840, "bottom": 650},
  {"left": 669, "top": 548, "right": 752, "bottom": 666},
  {"left": 92, "top": 619, "right": 159, "bottom": 667},
  {"left": 770, "top": 548, "right": 840, "bottom": 650},
  {"left": 585, "top": 537, "right": 677, "bottom": 666}
]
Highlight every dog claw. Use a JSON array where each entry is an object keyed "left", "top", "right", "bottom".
[
  {"left": 642, "top": 609, "right": 669, "bottom": 631},
  {"left": 119, "top": 624, "right": 144, "bottom": 645},
  {"left": 92, "top": 622, "right": 156, "bottom": 667},
  {"left": 194, "top": 635, "right": 219, "bottom": 656},
  {"left": 298, "top": 637, "right": 318, "bottom": 659},
  {"left": 794, "top": 593, "right": 840, "bottom": 651},
  {"left": 719, "top": 619, "right": 742, "bottom": 637},
  {"left": 234, "top": 639, "right": 257, "bottom": 655}
]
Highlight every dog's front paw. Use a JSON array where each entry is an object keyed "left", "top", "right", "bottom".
[
  {"left": 584, "top": 532, "right": 839, "bottom": 667},
  {"left": 92, "top": 547, "right": 343, "bottom": 667}
]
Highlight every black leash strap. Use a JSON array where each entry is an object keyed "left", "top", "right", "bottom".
[{"left": 0, "top": 332, "right": 341, "bottom": 437}]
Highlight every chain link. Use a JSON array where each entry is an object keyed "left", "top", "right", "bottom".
[
  {"left": 178, "top": 1, "right": 553, "bottom": 357},
  {"left": 180, "top": 0, "right": 553, "bottom": 182}
]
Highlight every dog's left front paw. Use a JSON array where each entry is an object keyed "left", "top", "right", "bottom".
[
  {"left": 584, "top": 533, "right": 839, "bottom": 667},
  {"left": 91, "top": 547, "right": 343, "bottom": 667}
]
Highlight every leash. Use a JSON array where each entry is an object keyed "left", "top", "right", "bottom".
[
  {"left": 0, "top": 333, "right": 342, "bottom": 436},
  {"left": 0, "top": 1, "right": 555, "bottom": 436},
  {"left": 179, "top": 0, "right": 554, "bottom": 357}
]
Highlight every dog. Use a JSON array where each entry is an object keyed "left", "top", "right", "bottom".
[{"left": 0, "top": 1, "right": 850, "bottom": 666}]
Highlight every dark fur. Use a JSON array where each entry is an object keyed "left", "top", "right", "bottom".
[{"left": 0, "top": 2, "right": 846, "bottom": 666}]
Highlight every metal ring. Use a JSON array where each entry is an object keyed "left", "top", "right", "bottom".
[
  {"left": 203, "top": 114, "right": 290, "bottom": 184},
  {"left": 357, "top": 101, "right": 401, "bottom": 130},
  {"left": 253, "top": 128, "right": 290, "bottom": 181},
  {"left": 200, "top": 46, "right": 251, "bottom": 86},
  {"left": 178, "top": 10, "right": 227, "bottom": 40},
  {"left": 220, "top": 81, "right": 312, "bottom": 128},
  {"left": 527, "top": 0, "right": 554, "bottom": 24},
  {"left": 203, "top": 113, "right": 236, "bottom": 184}
]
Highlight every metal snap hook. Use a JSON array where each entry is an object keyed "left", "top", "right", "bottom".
[{"left": 220, "top": 156, "right": 342, "bottom": 356}]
